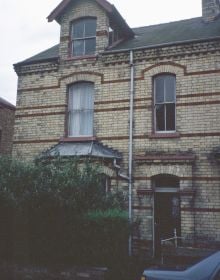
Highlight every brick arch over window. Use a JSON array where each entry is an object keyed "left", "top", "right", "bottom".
[
  {"left": 142, "top": 62, "right": 186, "bottom": 78},
  {"left": 60, "top": 71, "right": 103, "bottom": 86}
]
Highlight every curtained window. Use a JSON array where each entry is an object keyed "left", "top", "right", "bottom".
[{"left": 68, "top": 82, "right": 94, "bottom": 137}]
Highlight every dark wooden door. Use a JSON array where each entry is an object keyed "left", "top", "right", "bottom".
[{"left": 154, "top": 192, "right": 180, "bottom": 257}]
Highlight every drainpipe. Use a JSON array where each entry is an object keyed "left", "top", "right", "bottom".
[
  {"left": 113, "top": 159, "right": 129, "bottom": 180},
  {"left": 128, "top": 50, "right": 134, "bottom": 256},
  {"left": 113, "top": 51, "right": 134, "bottom": 257}
]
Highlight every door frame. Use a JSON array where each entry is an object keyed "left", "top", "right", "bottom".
[{"left": 152, "top": 187, "right": 179, "bottom": 258}]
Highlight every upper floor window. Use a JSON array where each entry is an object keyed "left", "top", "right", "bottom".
[
  {"left": 68, "top": 82, "right": 94, "bottom": 137},
  {"left": 71, "top": 18, "right": 96, "bottom": 56},
  {"left": 154, "top": 74, "right": 176, "bottom": 132}
]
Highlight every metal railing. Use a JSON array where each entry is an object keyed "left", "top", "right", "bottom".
[{"left": 160, "top": 228, "right": 184, "bottom": 264}]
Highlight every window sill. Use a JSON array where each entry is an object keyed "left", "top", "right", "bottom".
[
  {"left": 60, "top": 136, "right": 96, "bottom": 142},
  {"left": 65, "top": 55, "right": 97, "bottom": 61},
  {"left": 149, "top": 132, "right": 180, "bottom": 139}
]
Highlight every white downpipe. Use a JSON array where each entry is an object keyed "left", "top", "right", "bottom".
[
  {"left": 128, "top": 50, "right": 134, "bottom": 256},
  {"left": 113, "top": 159, "right": 129, "bottom": 180}
]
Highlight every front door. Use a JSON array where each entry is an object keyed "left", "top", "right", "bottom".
[{"left": 154, "top": 192, "right": 180, "bottom": 258}]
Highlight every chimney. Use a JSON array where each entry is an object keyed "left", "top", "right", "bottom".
[{"left": 202, "top": 0, "right": 220, "bottom": 22}]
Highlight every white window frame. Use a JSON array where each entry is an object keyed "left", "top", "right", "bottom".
[
  {"left": 154, "top": 74, "right": 176, "bottom": 133},
  {"left": 71, "top": 18, "right": 96, "bottom": 57},
  {"left": 68, "top": 82, "right": 94, "bottom": 137}
]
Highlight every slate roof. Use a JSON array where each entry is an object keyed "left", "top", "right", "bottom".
[
  {"left": 15, "top": 16, "right": 220, "bottom": 66},
  {"left": 110, "top": 16, "right": 220, "bottom": 51},
  {"left": 15, "top": 45, "right": 59, "bottom": 66},
  {"left": 41, "top": 141, "right": 122, "bottom": 159}
]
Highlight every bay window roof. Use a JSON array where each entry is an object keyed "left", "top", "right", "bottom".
[{"left": 41, "top": 141, "right": 122, "bottom": 159}]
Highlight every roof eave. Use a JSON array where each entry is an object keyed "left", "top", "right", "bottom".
[
  {"left": 0, "top": 98, "right": 16, "bottom": 110},
  {"left": 47, "top": 0, "right": 72, "bottom": 22},
  {"left": 103, "top": 35, "right": 220, "bottom": 55},
  {"left": 47, "top": 0, "right": 134, "bottom": 37},
  {"left": 47, "top": 0, "right": 113, "bottom": 23},
  {"left": 13, "top": 57, "right": 59, "bottom": 70},
  {"left": 110, "top": 5, "right": 134, "bottom": 38}
]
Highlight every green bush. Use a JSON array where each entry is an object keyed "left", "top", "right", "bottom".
[{"left": 0, "top": 156, "right": 130, "bottom": 265}]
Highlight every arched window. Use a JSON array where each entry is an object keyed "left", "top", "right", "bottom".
[
  {"left": 154, "top": 74, "right": 176, "bottom": 132},
  {"left": 71, "top": 18, "right": 96, "bottom": 56},
  {"left": 68, "top": 82, "right": 94, "bottom": 137}
]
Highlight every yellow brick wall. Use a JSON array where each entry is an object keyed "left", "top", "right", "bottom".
[
  {"left": 13, "top": 0, "right": 220, "bottom": 254},
  {"left": 0, "top": 106, "right": 15, "bottom": 155}
]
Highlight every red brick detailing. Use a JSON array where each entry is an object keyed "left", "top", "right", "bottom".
[
  {"left": 17, "top": 63, "right": 220, "bottom": 92},
  {"left": 185, "top": 69, "right": 220, "bottom": 76},
  {"left": 16, "top": 104, "right": 67, "bottom": 111},
  {"left": 95, "top": 97, "right": 151, "bottom": 105},
  {"left": 102, "top": 78, "right": 130, "bottom": 84},
  {"left": 141, "top": 61, "right": 220, "bottom": 77},
  {"left": 17, "top": 85, "right": 59, "bottom": 93},
  {"left": 132, "top": 206, "right": 153, "bottom": 210},
  {"left": 181, "top": 208, "right": 220, "bottom": 213},
  {"left": 98, "top": 132, "right": 220, "bottom": 141},
  {"left": 142, "top": 62, "right": 186, "bottom": 76},
  {"left": 95, "top": 105, "right": 148, "bottom": 113},
  {"left": 59, "top": 71, "right": 104, "bottom": 82},
  {"left": 136, "top": 189, "right": 153, "bottom": 195},
  {"left": 95, "top": 107, "right": 129, "bottom": 113},
  {"left": 65, "top": 55, "right": 97, "bottom": 61},
  {"left": 177, "top": 91, "right": 220, "bottom": 99},
  {"left": 16, "top": 101, "right": 219, "bottom": 114},
  {"left": 177, "top": 100, "right": 220, "bottom": 107},
  {"left": 136, "top": 189, "right": 196, "bottom": 196},
  {"left": 133, "top": 176, "right": 220, "bottom": 181},
  {"left": 98, "top": 136, "right": 129, "bottom": 141},
  {"left": 60, "top": 136, "right": 96, "bottom": 142},
  {"left": 60, "top": 36, "right": 69, "bottom": 42},
  {"left": 96, "top": 30, "right": 108, "bottom": 36},
  {"left": 181, "top": 132, "right": 220, "bottom": 137},
  {"left": 149, "top": 132, "right": 180, "bottom": 139},
  {"left": 184, "top": 177, "right": 220, "bottom": 181},
  {"left": 135, "top": 154, "right": 196, "bottom": 161},
  {"left": 15, "top": 111, "right": 65, "bottom": 118},
  {"left": 13, "top": 139, "right": 59, "bottom": 144}
]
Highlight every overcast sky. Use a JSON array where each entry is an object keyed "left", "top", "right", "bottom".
[{"left": 0, "top": 0, "right": 201, "bottom": 105}]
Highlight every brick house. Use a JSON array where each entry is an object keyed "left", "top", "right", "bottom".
[
  {"left": 13, "top": 0, "right": 220, "bottom": 257},
  {"left": 0, "top": 97, "right": 15, "bottom": 155}
]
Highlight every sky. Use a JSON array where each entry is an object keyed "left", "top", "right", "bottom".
[{"left": 0, "top": 0, "right": 201, "bottom": 105}]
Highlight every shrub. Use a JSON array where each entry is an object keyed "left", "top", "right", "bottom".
[{"left": 0, "top": 156, "right": 130, "bottom": 265}]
